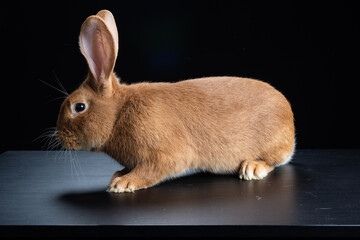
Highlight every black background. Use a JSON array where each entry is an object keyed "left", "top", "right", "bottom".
[{"left": 1, "top": 1, "right": 359, "bottom": 152}]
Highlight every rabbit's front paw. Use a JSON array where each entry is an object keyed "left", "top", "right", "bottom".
[
  {"left": 107, "top": 175, "right": 147, "bottom": 193},
  {"left": 239, "top": 160, "right": 274, "bottom": 180}
]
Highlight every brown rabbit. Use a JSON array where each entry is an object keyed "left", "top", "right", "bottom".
[{"left": 56, "top": 10, "right": 295, "bottom": 193}]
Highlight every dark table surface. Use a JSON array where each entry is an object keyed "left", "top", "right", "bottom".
[{"left": 0, "top": 150, "right": 359, "bottom": 238}]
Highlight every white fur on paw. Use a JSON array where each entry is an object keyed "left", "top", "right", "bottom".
[
  {"left": 107, "top": 187, "right": 134, "bottom": 193},
  {"left": 107, "top": 177, "right": 137, "bottom": 194},
  {"left": 239, "top": 160, "right": 268, "bottom": 181}
]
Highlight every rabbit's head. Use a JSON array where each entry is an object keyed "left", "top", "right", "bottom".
[{"left": 56, "top": 10, "right": 120, "bottom": 151}]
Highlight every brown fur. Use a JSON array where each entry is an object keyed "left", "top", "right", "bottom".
[{"left": 56, "top": 10, "right": 295, "bottom": 193}]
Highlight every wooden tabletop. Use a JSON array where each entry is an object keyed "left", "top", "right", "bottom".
[{"left": 0, "top": 150, "right": 359, "bottom": 237}]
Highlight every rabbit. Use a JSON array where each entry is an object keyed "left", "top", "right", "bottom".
[{"left": 56, "top": 10, "right": 295, "bottom": 193}]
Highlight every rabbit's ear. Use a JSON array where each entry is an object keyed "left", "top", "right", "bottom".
[
  {"left": 79, "top": 15, "right": 116, "bottom": 87},
  {"left": 96, "top": 10, "right": 118, "bottom": 57}
]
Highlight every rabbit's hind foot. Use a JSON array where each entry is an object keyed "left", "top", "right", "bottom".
[{"left": 239, "top": 159, "right": 274, "bottom": 180}]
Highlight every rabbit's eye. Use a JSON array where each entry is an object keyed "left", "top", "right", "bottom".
[
  {"left": 70, "top": 102, "right": 88, "bottom": 118},
  {"left": 74, "top": 102, "right": 86, "bottom": 113}
]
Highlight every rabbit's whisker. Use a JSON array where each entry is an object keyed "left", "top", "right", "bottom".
[
  {"left": 52, "top": 70, "right": 69, "bottom": 96},
  {"left": 46, "top": 96, "right": 67, "bottom": 104},
  {"left": 39, "top": 79, "right": 69, "bottom": 96}
]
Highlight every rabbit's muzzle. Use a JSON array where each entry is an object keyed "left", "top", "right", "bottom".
[{"left": 56, "top": 128, "right": 81, "bottom": 150}]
